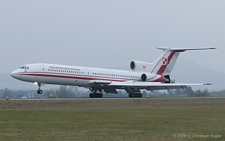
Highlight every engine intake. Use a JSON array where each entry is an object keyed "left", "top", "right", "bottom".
[
  {"left": 141, "top": 74, "right": 147, "bottom": 82},
  {"left": 130, "top": 61, "right": 135, "bottom": 70}
]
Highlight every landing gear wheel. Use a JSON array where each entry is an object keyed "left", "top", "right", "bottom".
[
  {"left": 129, "top": 93, "right": 135, "bottom": 98},
  {"left": 89, "top": 93, "right": 103, "bottom": 98},
  {"left": 89, "top": 93, "right": 94, "bottom": 98},
  {"left": 129, "top": 93, "right": 142, "bottom": 98},
  {"left": 89, "top": 88, "right": 103, "bottom": 98},
  {"left": 37, "top": 89, "right": 43, "bottom": 94}
]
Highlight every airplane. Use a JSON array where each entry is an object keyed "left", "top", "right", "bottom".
[{"left": 11, "top": 47, "right": 215, "bottom": 98}]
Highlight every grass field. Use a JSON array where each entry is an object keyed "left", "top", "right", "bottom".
[{"left": 0, "top": 98, "right": 225, "bottom": 141}]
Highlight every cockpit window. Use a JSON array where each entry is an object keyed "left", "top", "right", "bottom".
[{"left": 20, "top": 66, "right": 29, "bottom": 69}]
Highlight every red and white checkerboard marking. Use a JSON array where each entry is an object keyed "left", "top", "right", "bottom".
[{"left": 162, "top": 58, "right": 168, "bottom": 65}]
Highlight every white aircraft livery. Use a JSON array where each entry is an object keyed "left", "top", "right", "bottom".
[{"left": 11, "top": 47, "right": 215, "bottom": 98}]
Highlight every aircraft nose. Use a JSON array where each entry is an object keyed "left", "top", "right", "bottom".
[
  {"left": 11, "top": 70, "right": 20, "bottom": 78},
  {"left": 11, "top": 70, "right": 16, "bottom": 78}
]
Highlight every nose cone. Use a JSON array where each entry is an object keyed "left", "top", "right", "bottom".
[
  {"left": 11, "top": 70, "right": 16, "bottom": 78},
  {"left": 11, "top": 70, "right": 20, "bottom": 79}
]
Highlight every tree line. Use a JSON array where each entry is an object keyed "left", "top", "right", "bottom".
[{"left": 0, "top": 86, "right": 224, "bottom": 99}]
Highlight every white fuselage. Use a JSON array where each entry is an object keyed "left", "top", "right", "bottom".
[{"left": 11, "top": 63, "right": 165, "bottom": 87}]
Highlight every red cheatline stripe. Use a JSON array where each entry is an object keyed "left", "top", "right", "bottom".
[{"left": 18, "top": 73, "right": 134, "bottom": 82}]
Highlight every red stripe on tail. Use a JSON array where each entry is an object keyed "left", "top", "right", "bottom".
[{"left": 156, "top": 51, "right": 176, "bottom": 75}]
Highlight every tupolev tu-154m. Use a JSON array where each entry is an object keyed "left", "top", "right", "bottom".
[{"left": 11, "top": 47, "right": 215, "bottom": 98}]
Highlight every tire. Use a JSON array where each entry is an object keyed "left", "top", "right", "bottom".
[{"left": 37, "top": 90, "right": 43, "bottom": 94}]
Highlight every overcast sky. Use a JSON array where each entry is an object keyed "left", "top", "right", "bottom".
[{"left": 1, "top": 0, "right": 224, "bottom": 74}]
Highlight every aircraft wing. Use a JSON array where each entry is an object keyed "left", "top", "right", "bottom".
[
  {"left": 109, "top": 81, "right": 211, "bottom": 91},
  {"left": 88, "top": 80, "right": 210, "bottom": 91},
  {"left": 88, "top": 80, "right": 111, "bottom": 84}
]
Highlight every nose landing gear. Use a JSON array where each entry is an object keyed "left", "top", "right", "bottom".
[
  {"left": 37, "top": 83, "right": 43, "bottom": 94},
  {"left": 37, "top": 89, "right": 43, "bottom": 94}
]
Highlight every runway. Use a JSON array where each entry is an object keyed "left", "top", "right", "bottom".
[{"left": 2, "top": 97, "right": 225, "bottom": 100}]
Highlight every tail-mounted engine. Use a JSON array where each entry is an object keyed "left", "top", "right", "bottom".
[
  {"left": 164, "top": 75, "right": 175, "bottom": 83},
  {"left": 130, "top": 60, "right": 152, "bottom": 71},
  {"left": 141, "top": 73, "right": 148, "bottom": 82},
  {"left": 140, "top": 73, "right": 165, "bottom": 82}
]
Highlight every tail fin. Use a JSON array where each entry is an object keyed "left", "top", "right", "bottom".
[{"left": 150, "top": 47, "right": 216, "bottom": 75}]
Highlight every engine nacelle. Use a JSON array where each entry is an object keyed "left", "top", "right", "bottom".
[
  {"left": 141, "top": 73, "right": 148, "bottom": 82},
  {"left": 164, "top": 75, "right": 175, "bottom": 83},
  {"left": 140, "top": 73, "right": 165, "bottom": 82},
  {"left": 130, "top": 60, "right": 152, "bottom": 71}
]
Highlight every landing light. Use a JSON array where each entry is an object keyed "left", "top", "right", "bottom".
[{"left": 34, "top": 82, "right": 38, "bottom": 85}]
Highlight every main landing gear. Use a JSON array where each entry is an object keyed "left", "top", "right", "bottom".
[
  {"left": 128, "top": 93, "right": 143, "bottom": 98},
  {"left": 89, "top": 93, "right": 103, "bottom": 98},
  {"left": 89, "top": 88, "right": 103, "bottom": 98},
  {"left": 37, "top": 83, "right": 43, "bottom": 94},
  {"left": 125, "top": 87, "right": 143, "bottom": 98}
]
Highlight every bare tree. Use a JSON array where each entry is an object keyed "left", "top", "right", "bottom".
[
  {"left": 3, "top": 88, "right": 13, "bottom": 98},
  {"left": 56, "top": 86, "right": 75, "bottom": 98}
]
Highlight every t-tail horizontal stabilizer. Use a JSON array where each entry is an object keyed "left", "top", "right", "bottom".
[
  {"left": 156, "top": 47, "right": 216, "bottom": 52},
  {"left": 151, "top": 47, "right": 216, "bottom": 76}
]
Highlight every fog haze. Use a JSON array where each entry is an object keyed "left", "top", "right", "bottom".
[{"left": 1, "top": 1, "right": 224, "bottom": 76}]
